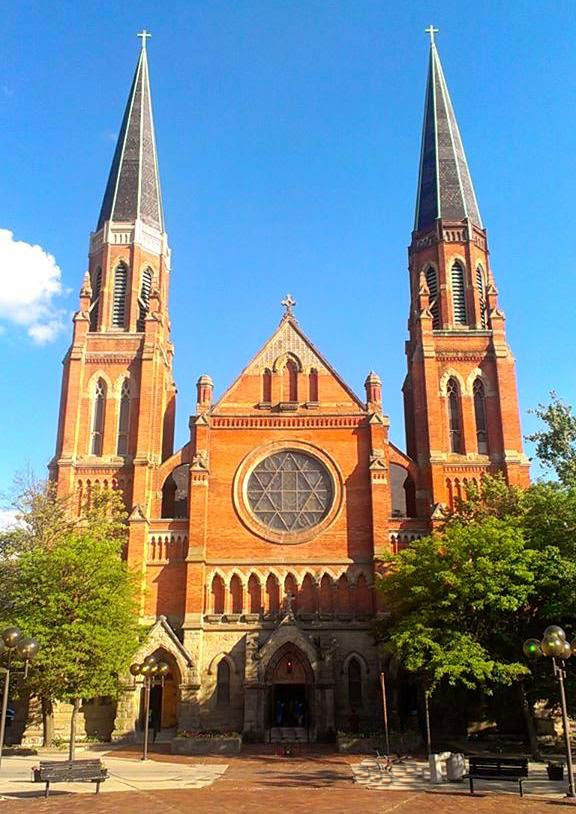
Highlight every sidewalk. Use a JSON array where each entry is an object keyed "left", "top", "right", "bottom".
[{"left": 0, "top": 750, "right": 227, "bottom": 799}]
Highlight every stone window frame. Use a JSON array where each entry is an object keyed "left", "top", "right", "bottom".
[{"left": 233, "top": 440, "right": 343, "bottom": 545}]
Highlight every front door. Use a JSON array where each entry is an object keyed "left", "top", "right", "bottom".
[{"left": 273, "top": 684, "right": 307, "bottom": 727}]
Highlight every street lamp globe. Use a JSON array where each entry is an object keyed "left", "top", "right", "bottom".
[
  {"left": 543, "top": 625, "right": 566, "bottom": 641},
  {"left": 541, "top": 636, "right": 567, "bottom": 658},
  {"left": 157, "top": 662, "right": 169, "bottom": 676},
  {"left": 522, "top": 638, "right": 541, "bottom": 659},
  {"left": 16, "top": 638, "right": 39, "bottom": 661},
  {"left": 129, "top": 663, "right": 141, "bottom": 676},
  {"left": 2, "top": 628, "right": 21, "bottom": 649}
]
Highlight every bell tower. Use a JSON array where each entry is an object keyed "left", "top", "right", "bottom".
[
  {"left": 403, "top": 29, "right": 530, "bottom": 513},
  {"left": 51, "top": 32, "right": 176, "bottom": 514}
]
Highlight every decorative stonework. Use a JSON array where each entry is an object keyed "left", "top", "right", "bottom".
[
  {"left": 191, "top": 449, "right": 209, "bottom": 471},
  {"left": 233, "top": 440, "right": 343, "bottom": 545},
  {"left": 246, "top": 320, "right": 328, "bottom": 374}
]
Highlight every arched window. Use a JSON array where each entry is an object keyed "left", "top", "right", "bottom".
[
  {"left": 348, "top": 658, "right": 362, "bottom": 709},
  {"left": 284, "top": 574, "right": 298, "bottom": 612},
  {"left": 136, "top": 267, "right": 153, "bottom": 332},
  {"left": 473, "top": 379, "right": 489, "bottom": 454},
  {"left": 320, "top": 574, "right": 334, "bottom": 614},
  {"left": 91, "top": 378, "right": 106, "bottom": 456},
  {"left": 337, "top": 574, "right": 351, "bottom": 614},
  {"left": 111, "top": 262, "right": 128, "bottom": 328},
  {"left": 425, "top": 266, "right": 440, "bottom": 328},
  {"left": 309, "top": 368, "right": 319, "bottom": 402},
  {"left": 230, "top": 575, "right": 243, "bottom": 614},
  {"left": 248, "top": 574, "right": 261, "bottom": 614},
  {"left": 355, "top": 574, "right": 372, "bottom": 615},
  {"left": 447, "top": 378, "right": 462, "bottom": 453},
  {"left": 299, "top": 574, "right": 316, "bottom": 613},
  {"left": 212, "top": 575, "right": 225, "bottom": 615},
  {"left": 451, "top": 261, "right": 467, "bottom": 325},
  {"left": 116, "top": 379, "right": 130, "bottom": 456},
  {"left": 283, "top": 359, "right": 298, "bottom": 402},
  {"left": 266, "top": 575, "right": 280, "bottom": 613},
  {"left": 89, "top": 267, "right": 102, "bottom": 332},
  {"left": 262, "top": 368, "right": 272, "bottom": 403},
  {"left": 161, "top": 465, "right": 190, "bottom": 518},
  {"left": 476, "top": 266, "right": 487, "bottom": 329},
  {"left": 217, "top": 659, "right": 230, "bottom": 706}
]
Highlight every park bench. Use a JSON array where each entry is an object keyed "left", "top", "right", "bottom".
[
  {"left": 466, "top": 755, "right": 529, "bottom": 796},
  {"left": 33, "top": 759, "right": 108, "bottom": 797}
]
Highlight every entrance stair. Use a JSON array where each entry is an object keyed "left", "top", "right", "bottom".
[{"left": 269, "top": 726, "right": 307, "bottom": 743}]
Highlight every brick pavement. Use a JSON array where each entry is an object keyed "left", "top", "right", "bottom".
[{"left": 1, "top": 748, "right": 576, "bottom": 813}]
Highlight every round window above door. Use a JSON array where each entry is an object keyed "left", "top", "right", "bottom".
[{"left": 233, "top": 442, "right": 343, "bottom": 545}]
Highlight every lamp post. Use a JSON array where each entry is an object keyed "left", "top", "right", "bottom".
[
  {"left": 129, "top": 656, "right": 169, "bottom": 760},
  {"left": 0, "top": 627, "right": 39, "bottom": 769},
  {"left": 523, "top": 626, "right": 575, "bottom": 798}
]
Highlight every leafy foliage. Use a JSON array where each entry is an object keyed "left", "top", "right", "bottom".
[
  {"left": 1, "top": 482, "right": 141, "bottom": 739},
  {"left": 526, "top": 392, "right": 576, "bottom": 485}
]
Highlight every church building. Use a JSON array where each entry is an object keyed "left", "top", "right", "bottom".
[{"left": 50, "top": 32, "right": 529, "bottom": 741}]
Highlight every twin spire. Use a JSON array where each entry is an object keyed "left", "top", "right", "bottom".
[
  {"left": 414, "top": 29, "right": 483, "bottom": 232},
  {"left": 97, "top": 30, "right": 482, "bottom": 239},
  {"left": 97, "top": 31, "right": 164, "bottom": 232}
]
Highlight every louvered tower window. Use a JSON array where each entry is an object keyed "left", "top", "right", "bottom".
[
  {"left": 111, "top": 262, "right": 128, "bottom": 328},
  {"left": 89, "top": 267, "right": 102, "bottom": 332},
  {"left": 117, "top": 378, "right": 131, "bottom": 456},
  {"left": 473, "top": 379, "right": 489, "bottom": 454},
  {"left": 91, "top": 378, "right": 107, "bottom": 456},
  {"left": 425, "top": 266, "right": 440, "bottom": 328},
  {"left": 137, "top": 267, "right": 153, "bottom": 332},
  {"left": 476, "top": 266, "right": 487, "bottom": 329},
  {"left": 447, "top": 377, "right": 462, "bottom": 453},
  {"left": 451, "top": 261, "right": 468, "bottom": 325}
]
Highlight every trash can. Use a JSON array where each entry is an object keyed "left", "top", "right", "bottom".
[{"left": 446, "top": 752, "right": 466, "bottom": 782}]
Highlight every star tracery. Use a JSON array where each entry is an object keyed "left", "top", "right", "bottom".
[{"left": 247, "top": 451, "right": 333, "bottom": 532}]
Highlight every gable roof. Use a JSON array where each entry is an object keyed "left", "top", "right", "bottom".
[{"left": 212, "top": 315, "right": 366, "bottom": 412}]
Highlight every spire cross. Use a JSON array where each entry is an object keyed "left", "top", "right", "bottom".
[
  {"left": 425, "top": 25, "right": 439, "bottom": 45},
  {"left": 281, "top": 294, "right": 296, "bottom": 318},
  {"left": 137, "top": 29, "right": 152, "bottom": 49}
]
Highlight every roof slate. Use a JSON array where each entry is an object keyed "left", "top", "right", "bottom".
[
  {"left": 414, "top": 43, "right": 482, "bottom": 232},
  {"left": 97, "top": 45, "right": 164, "bottom": 232}
]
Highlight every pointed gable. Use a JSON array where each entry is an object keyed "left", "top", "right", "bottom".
[
  {"left": 414, "top": 41, "right": 482, "bottom": 232},
  {"left": 212, "top": 317, "right": 366, "bottom": 415},
  {"left": 97, "top": 42, "right": 164, "bottom": 232}
]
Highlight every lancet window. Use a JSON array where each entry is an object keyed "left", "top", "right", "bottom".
[
  {"left": 476, "top": 266, "right": 487, "bottom": 329},
  {"left": 116, "top": 379, "right": 131, "bottom": 456},
  {"left": 425, "top": 266, "right": 440, "bottom": 328},
  {"left": 91, "top": 378, "right": 107, "bottom": 456},
  {"left": 89, "top": 267, "right": 102, "bottom": 332},
  {"left": 447, "top": 377, "right": 462, "bottom": 453},
  {"left": 473, "top": 379, "right": 489, "bottom": 454},
  {"left": 111, "top": 262, "right": 128, "bottom": 328},
  {"left": 137, "top": 267, "right": 153, "bottom": 331},
  {"left": 451, "top": 261, "right": 467, "bottom": 325}
]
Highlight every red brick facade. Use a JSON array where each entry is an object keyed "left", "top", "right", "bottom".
[{"left": 49, "top": 38, "right": 530, "bottom": 740}]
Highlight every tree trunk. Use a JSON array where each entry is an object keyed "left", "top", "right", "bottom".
[
  {"left": 41, "top": 697, "right": 54, "bottom": 748},
  {"left": 68, "top": 698, "right": 81, "bottom": 762},
  {"left": 518, "top": 682, "right": 540, "bottom": 760}
]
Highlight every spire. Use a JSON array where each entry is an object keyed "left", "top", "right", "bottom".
[
  {"left": 97, "top": 32, "right": 164, "bottom": 232},
  {"left": 414, "top": 30, "right": 482, "bottom": 232}
]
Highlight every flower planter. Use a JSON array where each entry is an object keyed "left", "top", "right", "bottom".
[{"left": 171, "top": 735, "right": 242, "bottom": 755}]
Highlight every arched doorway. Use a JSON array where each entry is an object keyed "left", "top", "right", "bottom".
[
  {"left": 139, "top": 650, "right": 180, "bottom": 734},
  {"left": 265, "top": 643, "right": 314, "bottom": 740}
]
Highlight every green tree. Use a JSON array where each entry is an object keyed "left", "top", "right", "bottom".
[
  {"left": 527, "top": 392, "right": 576, "bottom": 485},
  {"left": 2, "top": 487, "right": 140, "bottom": 755}
]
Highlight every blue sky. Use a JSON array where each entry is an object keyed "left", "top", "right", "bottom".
[{"left": 1, "top": 0, "right": 575, "bottom": 495}]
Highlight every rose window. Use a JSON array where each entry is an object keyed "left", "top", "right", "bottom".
[{"left": 246, "top": 450, "right": 333, "bottom": 532}]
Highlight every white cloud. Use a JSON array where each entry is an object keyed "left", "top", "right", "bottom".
[
  {"left": 0, "top": 229, "right": 68, "bottom": 343},
  {"left": 0, "top": 509, "right": 19, "bottom": 531}
]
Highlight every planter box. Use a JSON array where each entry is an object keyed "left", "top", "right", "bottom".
[{"left": 171, "top": 736, "right": 242, "bottom": 755}]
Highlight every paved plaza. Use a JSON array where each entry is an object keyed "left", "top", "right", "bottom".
[{"left": 0, "top": 746, "right": 575, "bottom": 813}]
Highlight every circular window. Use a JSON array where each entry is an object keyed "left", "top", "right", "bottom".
[{"left": 246, "top": 450, "right": 333, "bottom": 532}]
